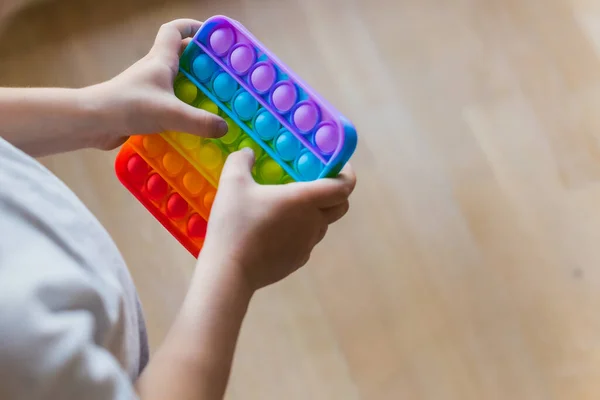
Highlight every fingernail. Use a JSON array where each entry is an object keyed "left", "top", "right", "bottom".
[
  {"left": 241, "top": 147, "right": 254, "bottom": 157},
  {"left": 217, "top": 120, "right": 229, "bottom": 136}
]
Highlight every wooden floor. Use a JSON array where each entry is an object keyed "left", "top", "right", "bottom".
[{"left": 4, "top": 0, "right": 600, "bottom": 398}]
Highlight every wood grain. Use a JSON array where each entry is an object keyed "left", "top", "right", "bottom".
[{"left": 2, "top": 0, "right": 600, "bottom": 398}]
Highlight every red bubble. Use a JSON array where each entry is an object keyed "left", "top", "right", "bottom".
[
  {"left": 146, "top": 174, "right": 168, "bottom": 200},
  {"left": 187, "top": 214, "right": 208, "bottom": 238},
  {"left": 126, "top": 154, "right": 148, "bottom": 183},
  {"left": 166, "top": 193, "right": 188, "bottom": 220}
]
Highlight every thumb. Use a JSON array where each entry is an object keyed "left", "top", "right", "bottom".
[
  {"left": 219, "top": 148, "right": 256, "bottom": 185},
  {"left": 166, "top": 100, "right": 229, "bottom": 138}
]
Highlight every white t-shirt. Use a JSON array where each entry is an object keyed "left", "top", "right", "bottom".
[{"left": 0, "top": 137, "right": 149, "bottom": 399}]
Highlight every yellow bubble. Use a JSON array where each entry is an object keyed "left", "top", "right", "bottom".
[
  {"left": 198, "top": 99, "right": 219, "bottom": 115},
  {"left": 183, "top": 171, "right": 204, "bottom": 195},
  {"left": 163, "top": 152, "right": 184, "bottom": 175},
  {"left": 197, "top": 142, "right": 222, "bottom": 170},
  {"left": 178, "top": 132, "right": 201, "bottom": 150},
  {"left": 259, "top": 159, "right": 283, "bottom": 184},
  {"left": 238, "top": 137, "right": 263, "bottom": 159},
  {"left": 142, "top": 135, "right": 165, "bottom": 158},
  {"left": 204, "top": 191, "right": 215, "bottom": 209},
  {"left": 221, "top": 118, "right": 241, "bottom": 145},
  {"left": 175, "top": 80, "right": 198, "bottom": 104}
]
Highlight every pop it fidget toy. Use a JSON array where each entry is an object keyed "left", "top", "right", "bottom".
[{"left": 115, "top": 15, "right": 357, "bottom": 256}]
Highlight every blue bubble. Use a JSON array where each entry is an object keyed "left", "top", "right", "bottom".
[
  {"left": 296, "top": 151, "right": 322, "bottom": 180},
  {"left": 213, "top": 72, "right": 238, "bottom": 102},
  {"left": 275, "top": 130, "right": 301, "bottom": 161},
  {"left": 233, "top": 91, "right": 258, "bottom": 121},
  {"left": 192, "top": 54, "right": 217, "bottom": 82},
  {"left": 254, "top": 111, "right": 280, "bottom": 140}
]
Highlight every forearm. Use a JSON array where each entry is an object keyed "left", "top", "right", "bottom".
[
  {"left": 0, "top": 85, "right": 119, "bottom": 157},
  {"left": 136, "top": 251, "right": 253, "bottom": 400}
]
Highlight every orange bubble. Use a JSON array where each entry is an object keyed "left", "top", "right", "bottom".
[
  {"left": 163, "top": 152, "right": 184, "bottom": 175},
  {"left": 142, "top": 135, "right": 165, "bottom": 158},
  {"left": 183, "top": 171, "right": 205, "bottom": 195},
  {"left": 204, "top": 191, "right": 215, "bottom": 210}
]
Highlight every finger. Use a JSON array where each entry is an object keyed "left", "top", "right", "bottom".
[
  {"left": 219, "top": 148, "right": 256, "bottom": 185},
  {"left": 151, "top": 19, "right": 203, "bottom": 63},
  {"left": 180, "top": 38, "right": 193, "bottom": 55},
  {"left": 287, "top": 165, "right": 356, "bottom": 208},
  {"left": 322, "top": 200, "right": 350, "bottom": 224},
  {"left": 165, "top": 100, "right": 228, "bottom": 138}
]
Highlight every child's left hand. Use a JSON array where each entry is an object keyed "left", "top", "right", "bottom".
[{"left": 88, "top": 19, "right": 228, "bottom": 150}]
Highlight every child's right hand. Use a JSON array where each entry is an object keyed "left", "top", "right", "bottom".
[{"left": 200, "top": 148, "right": 356, "bottom": 291}]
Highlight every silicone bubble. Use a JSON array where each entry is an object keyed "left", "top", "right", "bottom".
[
  {"left": 258, "top": 158, "right": 284, "bottom": 184},
  {"left": 163, "top": 152, "right": 184, "bottom": 175},
  {"left": 293, "top": 101, "right": 319, "bottom": 133},
  {"left": 126, "top": 155, "right": 148, "bottom": 183},
  {"left": 296, "top": 152, "right": 322, "bottom": 180},
  {"left": 183, "top": 171, "right": 205, "bottom": 195},
  {"left": 143, "top": 136, "right": 165, "bottom": 158},
  {"left": 275, "top": 129, "right": 301, "bottom": 161},
  {"left": 187, "top": 214, "right": 208, "bottom": 238},
  {"left": 197, "top": 142, "right": 222, "bottom": 170},
  {"left": 250, "top": 63, "right": 276, "bottom": 93},
  {"left": 174, "top": 80, "right": 198, "bottom": 104},
  {"left": 146, "top": 174, "right": 169, "bottom": 200},
  {"left": 221, "top": 118, "right": 242, "bottom": 145},
  {"left": 166, "top": 193, "right": 188, "bottom": 220},
  {"left": 209, "top": 27, "right": 235, "bottom": 56},
  {"left": 230, "top": 44, "right": 255, "bottom": 75},
  {"left": 192, "top": 54, "right": 217, "bottom": 82},
  {"left": 213, "top": 72, "right": 238, "bottom": 102},
  {"left": 178, "top": 133, "right": 201, "bottom": 150},
  {"left": 254, "top": 110, "right": 280, "bottom": 140},
  {"left": 271, "top": 81, "right": 297, "bottom": 113},
  {"left": 203, "top": 191, "right": 215, "bottom": 209},
  {"left": 198, "top": 99, "right": 219, "bottom": 115},
  {"left": 315, "top": 123, "right": 339, "bottom": 155},
  {"left": 233, "top": 91, "right": 258, "bottom": 121},
  {"left": 238, "top": 137, "right": 263, "bottom": 159}
]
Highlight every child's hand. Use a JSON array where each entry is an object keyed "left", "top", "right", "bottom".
[
  {"left": 89, "top": 19, "right": 228, "bottom": 150},
  {"left": 200, "top": 149, "right": 356, "bottom": 291}
]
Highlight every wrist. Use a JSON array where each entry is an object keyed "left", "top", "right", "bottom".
[
  {"left": 77, "top": 81, "right": 130, "bottom": 149},
  {"left": 191, "top": 248, "right": 255, "bottom": 304}
]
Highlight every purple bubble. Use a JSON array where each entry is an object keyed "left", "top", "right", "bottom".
[
  {"left": 271, "top": 82, "right": 297, "bottom": 113},
  {"left": 293, "top": 102, "right": 319, "bottom": 132},
  {"left": 230, "top": 45, "right": 255, "bottom": 74},
  {"left": 315, "top": 123, "right": 339, "bottom": 154},
  {"left": 209, "top": 27, "right": 235, "bottom": 56},
  {"left": 250, "top": 63, "right": 276, "bottom": 93}
]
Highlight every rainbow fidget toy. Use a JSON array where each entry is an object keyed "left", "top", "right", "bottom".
[{"left": 115, "top": 15, "right": 357, "bottom": 257}]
